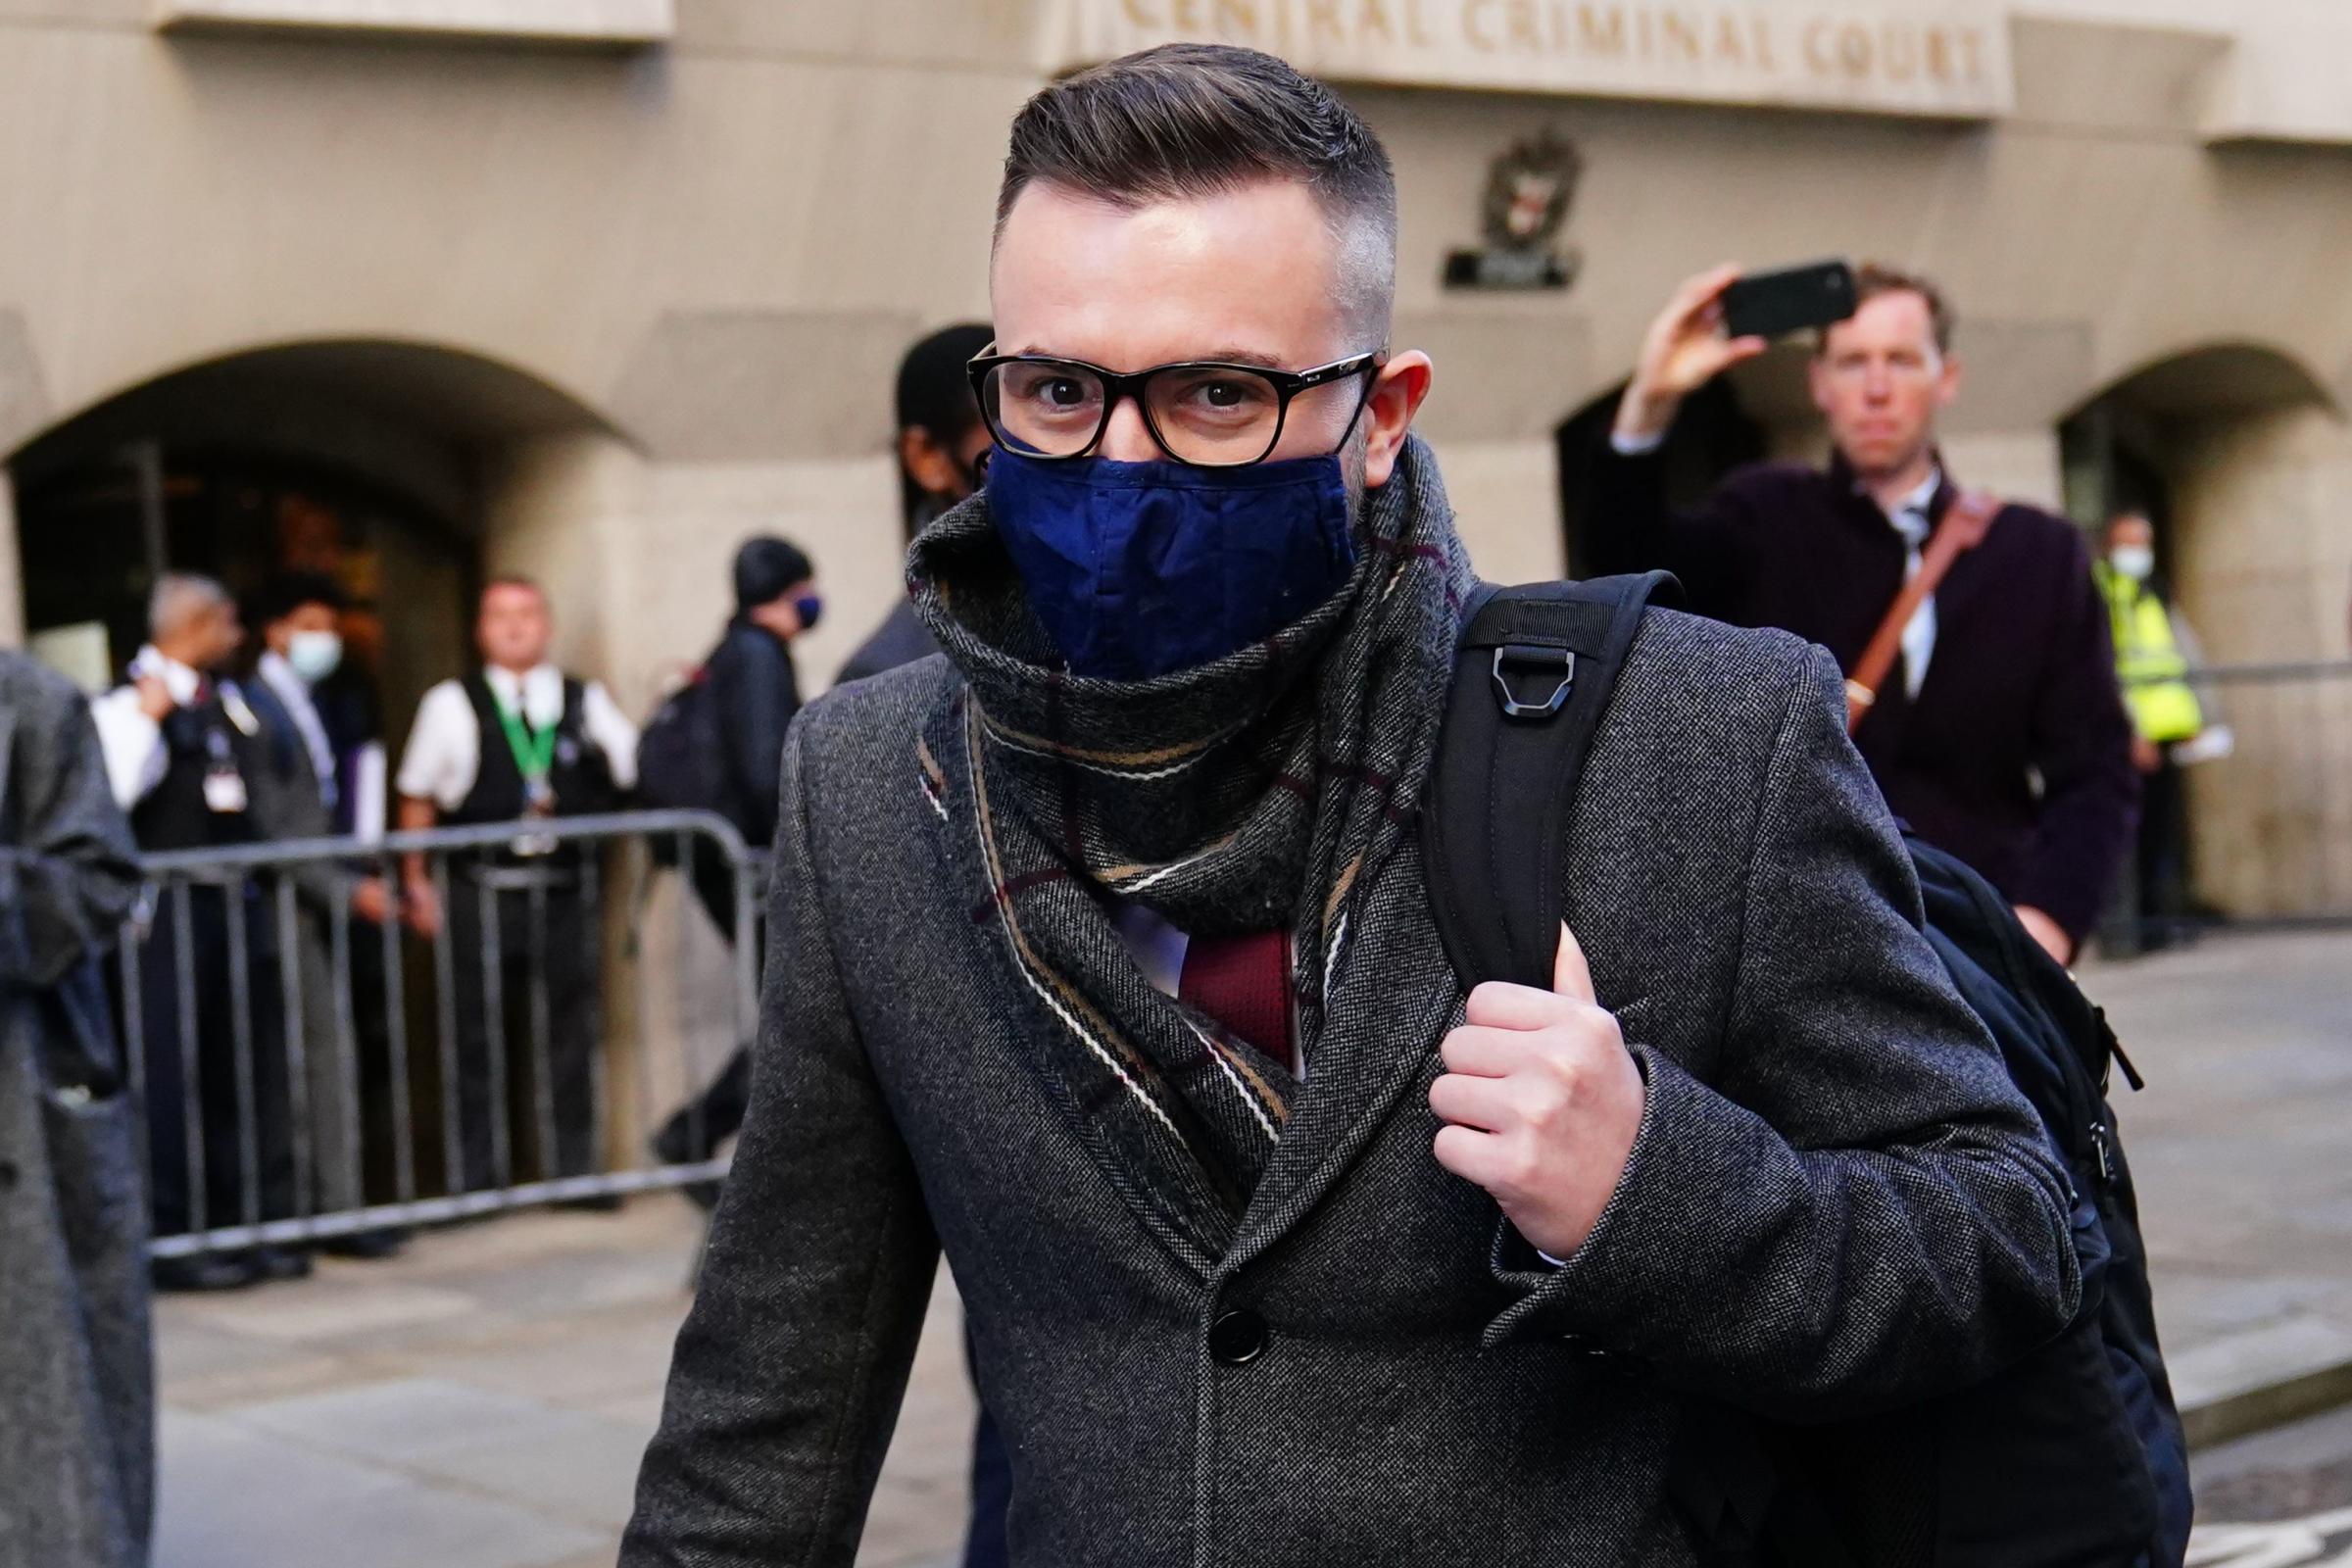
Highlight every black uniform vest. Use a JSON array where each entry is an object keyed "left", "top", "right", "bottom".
[
  {"left": 446, "top": 672, "right": 621, "bottom": 827},
  {"left": 128, "top": 686, "right": 262, "bottom": 852}
]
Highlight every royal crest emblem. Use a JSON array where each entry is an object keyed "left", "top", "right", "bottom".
[{"left": 1446, "top": 128, "right": 1583, "bottom": 292}]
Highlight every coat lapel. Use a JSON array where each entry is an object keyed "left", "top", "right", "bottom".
[{"left": 1224, "top": 819, "right": 1463, "bottom": 1271}]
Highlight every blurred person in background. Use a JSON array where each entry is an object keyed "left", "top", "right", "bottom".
[
  {"left": 1589, "top": 262, "right": 2138, "bottom": 963},
  {"left": 243, "top": 572, "right": 409, "bottom": 1258},
  {"left": 709, "top": 536, "right": 820, "bottom": 896},
  {"left": 645, "top": 535, "right": 820, "bottom": 1182},
  {"left": 827, "top": 319, "right": 1015, "bottom": 1568},
  {"left": 835, "top": 322, "right": 997, "bottom": 687},
  {"left": 2095, "top": 512, "right": 2210, "bottom": 947},
  {"left": 1, "top": 650, "right": 152, "bottom": 1568},
  {"left": 396, "top": 577, "right": 637, "bottom": 1197},
  {"left": 92, "top": 573, "right": 305, "bottom": 1291}
]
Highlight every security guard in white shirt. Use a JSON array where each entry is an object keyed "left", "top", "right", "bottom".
[
  {"left": 91, "top": 572, "right": 303, "bottom": 1290},
  {"left": 394, "top": 576, "right": 639, "bottom": 1194}
]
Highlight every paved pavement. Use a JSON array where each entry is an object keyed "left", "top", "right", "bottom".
[
  {"left": 2186, "top": 1404, "right": 2352, "bottom": 1563},
  {"left": 2081, "top": 930, "right": 2352, "bottom": 1430},
  {"left": 150, "top": 927, "right": 2350, "bottom": 1567},
  {"left": 154, "top": 1200, "right": 977, "bottom": 1568}
]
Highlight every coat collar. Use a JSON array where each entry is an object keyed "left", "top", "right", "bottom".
[{"left": 1825, "top": 447, "right": 1962, "bottom": 533}]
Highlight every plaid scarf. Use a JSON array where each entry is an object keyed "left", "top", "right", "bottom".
[{"left": 909, "top": 436, "right": 1476, "bottom": 1258}]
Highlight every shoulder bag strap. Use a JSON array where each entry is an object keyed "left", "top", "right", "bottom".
[{"left": 1843, "top": 489, "right": 2001, "bottom": 734}]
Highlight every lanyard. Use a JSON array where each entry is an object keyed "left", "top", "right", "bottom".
[{"left": 494, "top": 695, "right": 559, "bottom": 783}]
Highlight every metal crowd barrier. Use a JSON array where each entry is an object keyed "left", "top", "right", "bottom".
[
  {"left": 125, "top": 810, "right": 763, "bottom": 1260},
  {"left": 2105, "top": 660, "right": 2352, "bottom": 950}
]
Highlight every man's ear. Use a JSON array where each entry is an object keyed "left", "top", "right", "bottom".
[
  {"left": 1808, "top": 354, "right": 1835, "bottom": 419},
  {"left": 1936, "top": 353, "right": 1963, "bottom": 412},
  {"left": 1362, "top": 350, "right": 1435, "bottom": 489},
  {"left": 901, "top": 427, "right": 963, "bottom": 499}
]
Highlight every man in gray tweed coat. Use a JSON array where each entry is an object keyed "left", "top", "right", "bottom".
[{"left": 623, "top": 44, "right": 2079, "bottom": 1568}]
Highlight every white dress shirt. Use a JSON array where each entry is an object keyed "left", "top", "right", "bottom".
[
  {"left": 1108, "top": 900, "right": 1317, "bottom": 1082},
  {"left": 256, "top": 650, "right": 341, "bottom": 812},
  {"left": 395, "top": 662, "right": 640, "bottom": 811},
  {"left": 1608, "top": 429, "right": 1944, "bottom": 697},
  {"left": 90, "top": 645, "right": 207, "bottom": 810},
  {"left": 1110, "top": 900, "right": 1192, "bottom": 997}
]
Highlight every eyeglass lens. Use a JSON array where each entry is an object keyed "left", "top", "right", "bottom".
[{"left": 981, "top": 361, "right": 1291, "bottom": 466}]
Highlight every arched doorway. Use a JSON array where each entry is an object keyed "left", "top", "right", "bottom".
[
  {"left": 9, "top": 340, "right": 615, "bottom": 755},
  {"left": 1554, "top": 344, "right": 1820, "bottom": 575},
  {"left": 2058, "top": 342, "right": 2336, "bottom": 598},
  {"left": 2058, "top": 343, "right": 2349, "bottom": 925}
]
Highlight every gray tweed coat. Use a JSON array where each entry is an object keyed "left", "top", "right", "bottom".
[
  {"left": 623, "top": 609, "right": 2079, "bottom": 1566},
  {"left": 0, "top": 654, "right": 151, "bottom": 1568}
]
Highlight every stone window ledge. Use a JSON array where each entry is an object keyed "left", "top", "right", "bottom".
[{"left": 153, "top": 0, "right": 673, "bottom": 48}]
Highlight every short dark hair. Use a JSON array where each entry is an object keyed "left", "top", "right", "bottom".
[
  {"left": 732, "top": 535, "right": 814, "bottom": 612},
  {"left": 252, "top": 570, "right": 344, "bottom": 628},
  {"left": 1821, "top": 262, "right": 1957, "bottom": 357},
  {"left": 897, "top": 322, "right": 994, "bottom": 442},
  {"left": 997, "top": 43, "right": 1396, "bottom": 333},
  {"left": 896, "top": 322, "right": 995, "bottom": 536}
]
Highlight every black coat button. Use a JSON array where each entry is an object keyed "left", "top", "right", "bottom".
[
  {"left": 0, "top": 1159, "right": 18, "bottom": 1191},
  {"left": 1209, "top": 1308, "right": 1269, "bottom": 1365}
]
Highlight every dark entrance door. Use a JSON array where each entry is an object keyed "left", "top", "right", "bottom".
[{"left": 14, "top": 443, "right": 468, "bottom": 781}]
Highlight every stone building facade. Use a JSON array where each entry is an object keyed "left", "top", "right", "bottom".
[{"left": 3, "top": 0, "right": 2347, "bottom": 913}]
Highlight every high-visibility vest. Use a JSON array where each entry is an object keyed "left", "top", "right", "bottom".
[{"left": 2094, "top": 564, "right": 2204, "bottom": 745}]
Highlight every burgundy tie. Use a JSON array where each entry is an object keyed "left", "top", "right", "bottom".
[{"left": 1178, "top": 929, "right": 1294, "bottom": 1068}]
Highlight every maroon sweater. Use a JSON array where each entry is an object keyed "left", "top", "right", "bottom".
[{"left": 1587, "top": 447, "right": 2138, "bottom": 942}]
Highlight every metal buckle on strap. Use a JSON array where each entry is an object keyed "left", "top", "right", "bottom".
[{"left": 1492, "top": 645, "right": 1576, "bottom": 720}]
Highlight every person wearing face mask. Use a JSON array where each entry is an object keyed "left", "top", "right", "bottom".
[
  {"left": 645, "top": 537, "right": 823, "bottom": 1187},
  {"left": 1590, "top": 265, "right": 2139, "bottom": 966},
  {"left": 2094, "top": 513, "right": 2208, "bottom": 946},
  {"left": 241, "top": 573, "right": 409, "bottom": 1258},
  {"left": 835, "top": 322, "right": 999, "bottom": 689},
  {"left": 92, "top": 573, "right": 304, "bottom": 1290},
  {"left": 623, "top": 45, "right": 2079, "bottom": 1568},
  {"left": 720, "top": 324, "right": 1011, "bottom": 1567},
  {"left": 709, "top": 536, "right": 821, "bottom": 868}
]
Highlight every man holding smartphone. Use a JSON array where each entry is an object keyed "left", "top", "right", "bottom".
[{"left": 1589, "top": 264, "right": 2138, "bottom": 961}]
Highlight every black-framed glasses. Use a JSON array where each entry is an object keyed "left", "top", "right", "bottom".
[{"left": 967, "top": 346, "right": 1385, "bottom": 468}]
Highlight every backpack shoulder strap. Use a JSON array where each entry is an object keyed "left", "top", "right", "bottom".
[{"left": 1421, "top": 570, "right": 1681, "bottom": 992}]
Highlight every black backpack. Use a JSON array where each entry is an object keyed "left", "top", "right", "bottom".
[
  {"left": 1422, "top": 574, "right": 2191, "bottom": 1568},
  {"left": 636, "top": 663, "right": 729, "bottom": 824}
]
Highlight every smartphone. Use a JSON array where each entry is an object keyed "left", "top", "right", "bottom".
[{"left": 1721, "top": 259, "right": 1857, "bottom": 341}]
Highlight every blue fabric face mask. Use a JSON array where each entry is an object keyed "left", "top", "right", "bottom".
[{"left": 984, "top": 448, "right": 1356, "bottom": 682}]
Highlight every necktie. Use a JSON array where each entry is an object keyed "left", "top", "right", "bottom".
[
  {"left": 1178, "top": 929, "right": 1294, "bottom": 1069},
  {"left": 1892, "top": 507, "right": 1937, "bottom": 699}
]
